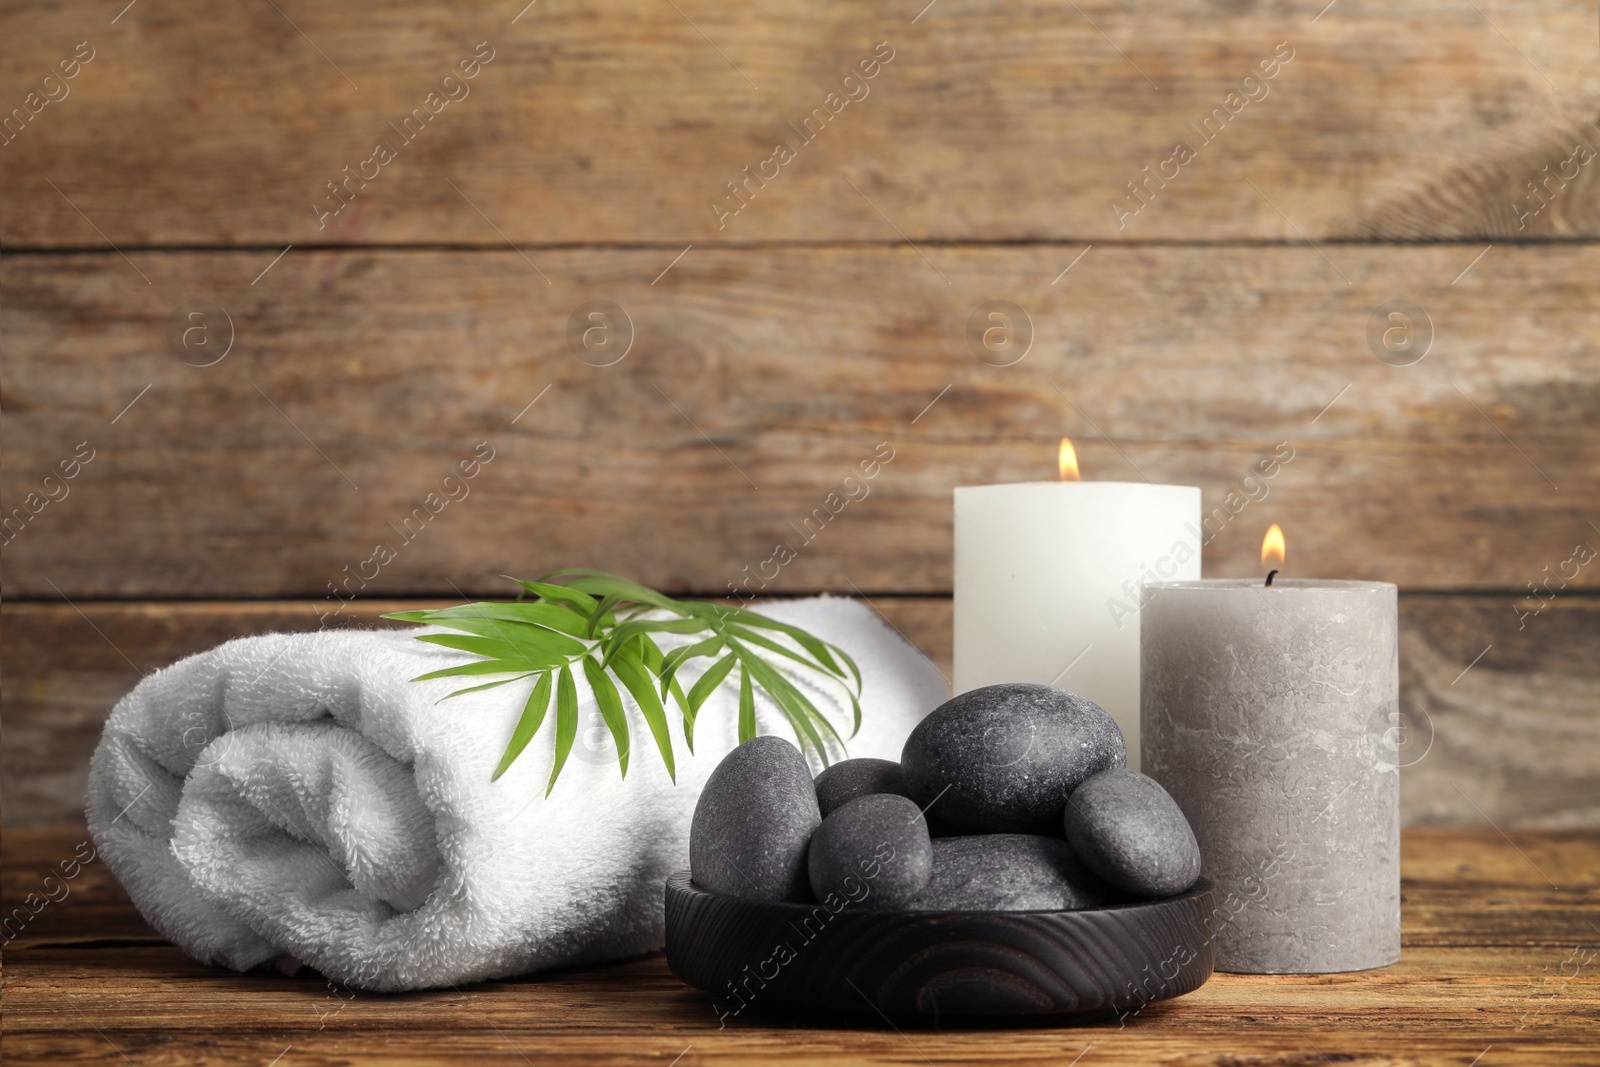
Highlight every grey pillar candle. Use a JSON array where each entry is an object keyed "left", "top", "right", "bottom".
[{"left": 1140, "top": 579, "right": 1399, "bottom": 973}]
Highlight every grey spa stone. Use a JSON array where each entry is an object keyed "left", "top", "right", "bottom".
[
  {"left": 1063, "top": 768, "right": 1202, "bottom": 899},
  {"left": 813, "top": 757, "right": 913, "bottom": 817},
  {"left": 900, "top": 683, "right": 1126, "bottom": 833},
  {"left": 806, "top": 793, "right": 933, "bottom": 909},
  {"left": 690, "top": 736, "right": 821, "bottom": 902},
  {"left": 909, "top": 834, "right": 1109, "bottom": 911}
]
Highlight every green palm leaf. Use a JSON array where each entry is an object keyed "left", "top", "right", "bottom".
[{"left": 394, "top": 570, "right": 866, "bottom": 788}]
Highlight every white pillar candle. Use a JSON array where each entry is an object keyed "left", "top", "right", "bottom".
[
  {"left": 1140, "top": 578, "right": 1400, "bottom": 973},
  {"left": 953, "top": 470, "right": 1201, "bottom": 770}
]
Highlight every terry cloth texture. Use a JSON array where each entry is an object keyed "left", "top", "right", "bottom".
[{"left": 86, "top": 597, "right": 947, "bottom": 991}]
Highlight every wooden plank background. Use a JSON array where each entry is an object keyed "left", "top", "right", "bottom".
[
  {"left": 3, "top": 0, "right": 1598, "bottom": 829},
  {"left": 3, "top": 1, "right": 1599, "bottom": 245},
  {"left": 3, "top": 245, "right": 1596, "bottom": 597}
]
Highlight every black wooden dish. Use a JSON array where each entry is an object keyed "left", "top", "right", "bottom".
[{"left": 664, "top": 872, "right": 1215, "bottom": 1025}]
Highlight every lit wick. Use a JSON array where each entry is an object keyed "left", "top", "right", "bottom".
[{"left": 1261, "top": 523, "right": 1286, "bottom": 587}]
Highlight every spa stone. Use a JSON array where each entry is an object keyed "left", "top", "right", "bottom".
[
  {"left": 813, "top": 757, "right": 914, "bottom": 817},
  {"left": 806, "top": 793, "right": 933, "bottom": 908},
  {"left": 690, "top": 736, "right": 820, "bottom": 902},
  {"left": 1063, "top": 768, "right": 1202, "bottom": 898},
  {"left": 901, "top": 683, "right": 1126, "bottom": 833},
  {"left": 909, "top": 834, "right": 1109, "bottom": 911}
]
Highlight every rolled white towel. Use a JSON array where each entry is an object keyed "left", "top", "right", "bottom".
[{"left": 85, "top": 596, "right": 947, "bottom": 991}]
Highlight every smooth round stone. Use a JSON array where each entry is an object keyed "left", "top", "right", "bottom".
[
  {"left": 814, "top": 757, "right": 913, "bottom": 817},
  {"left": 690, "top": 736, "right": 821, "bottom": 903},
  {"left": 1063, "top": 769, "right": 1202, "bottom": 899},
  {"left": 909, "top": 834, "right": 1109, "bottom": 911},
  {"left": 807, "top": 794, "right": 933, "bottom": 908},
  {"left": 901, "top": 683, "right": 1126, "bottom": 833}
]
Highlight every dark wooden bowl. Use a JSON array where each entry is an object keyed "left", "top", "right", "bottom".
[{"left": 665, "top": 872, "right": 1215, "bottom": 1025}]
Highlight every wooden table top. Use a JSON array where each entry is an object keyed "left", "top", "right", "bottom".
[{"left": 3, "top": 826, "right": 1596, "bottom": 1065}]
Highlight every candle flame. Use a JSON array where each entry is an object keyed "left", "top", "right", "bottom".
[
  {"left": 1058, "top": 437, "right": 1080, "bottom": 481},
  {"left": 1261, "top": 523, "right": 1286, "bottom": 568}
]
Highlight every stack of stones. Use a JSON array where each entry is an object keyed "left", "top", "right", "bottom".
[{"left": 689, "top": 683, "right": 1203, "bottom": 910}]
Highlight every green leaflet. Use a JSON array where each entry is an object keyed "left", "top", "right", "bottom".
[
  {"left": 677, "top": 678, "right": 697, "bottom": 751},
  {"left": 547, "top": 664, "right": 578, "bottom": 796},
  {"left": 601, "top": 617, "right": 711, "bottom": 667},
  {"left": 687, "top": 652, "right": 737, "bottom": 716},
  {"left": 413, "top": 631, "right": 581, "bottom": 667},
  {"left": 394, "top": 570, "right": 863, "bottom": 789},
  {"left": 725, "top": 627, "right": 863, "bottom": 738},
  {"left": 660, "top": 636, "right": 725, "bottom": 695},
  {"left": 385, "top": 601, "right": 590, "bottom": 638},
  {"left": 438, "top": 672, "right": 537, "bottom": 700},
  {"left": 725, "top": 625, "right": 837, "bottom": 685},
  {"left": 506, "top": 577, "right": 599, "bottom": 613},
  {"left": 493, "top": 672, "right": 553, "bottom": 781},
  {"left": 422, "top": 617, "right": 591, "bottom": 654},
  {"left": 722, "top": 608, "right": 861, "bottom": 691},
  {"left": 732, "top": 652, "right": 825, "bottom": 758},
  {"left": 413, "top": 658, "right": 548, "bottom": 681},
  {"left": 545, "top": 569, "right": 682, "bottom": 611},
  {"left": 587, "top": 594, "right": 624, "bottom": 638},
  {"left": 582, "top": 654, "right": 631, "bottom": 778},
  {"left": 382, "top": 609, "right": 438, "bottom": 624},
  {"left": 737, "top": 666, "right": 756, "bottom": 743},
  {"left": 608, "top": 643, "right": 676, "bottom": 781},
  {"left": 729, "top": 639, "right": 838, "bottom": 764},
  {"left": 635, "top": 634, "right": 692, "bottom": 734}
]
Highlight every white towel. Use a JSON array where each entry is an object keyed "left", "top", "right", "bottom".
[{"left": 85, "top": 596, "right": 947, "bottom": 992}]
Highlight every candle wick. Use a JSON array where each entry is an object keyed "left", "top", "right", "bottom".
[{"left": 1265, "top": 569, "right": 1279, "bottom": 587}]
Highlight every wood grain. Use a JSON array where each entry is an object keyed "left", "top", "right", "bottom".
[
  {"left": 5, "top": 244, "right": 1597, "bottom": 599},
  {"left": 4, "top": 596, "right": 1597, "bottom": 828},
  {"left": 3, "top": 826, "right": 1596, "bottom": 1065},
  {"left": 2, "top": 1, "right": 1598, "bottom": 247},
  {"left": 664, "top": 873, "right": 1216, "bottom": 1020},
  {"left": 4, "top": 7, "right": 1597, "bottom": 1055}
]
